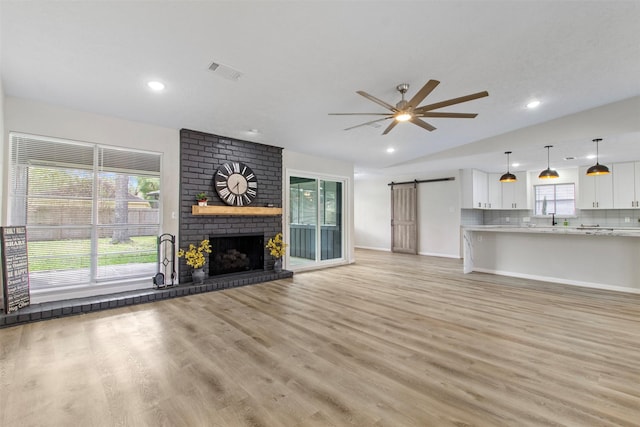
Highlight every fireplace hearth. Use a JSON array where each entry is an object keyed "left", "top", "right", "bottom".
[{"left": 209, "top": 234, "right": 264, "bottom": 276}]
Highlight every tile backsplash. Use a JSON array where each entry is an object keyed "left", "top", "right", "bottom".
[{"left": 462, "top": 209, "right": 640, "bottom": 228}]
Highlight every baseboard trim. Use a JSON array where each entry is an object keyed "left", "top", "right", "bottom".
[
  {"left": 354, "top": 245, "right": 391, "bottom": 252},
  {"left": 472, "top": 267, "right": 640, "bottom": 294},
  {"left": 418, "top": 251, "right": 460, "bottom": 259}
]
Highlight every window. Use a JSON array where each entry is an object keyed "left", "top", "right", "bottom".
[
  {"left": 9, "top": 133, "right": 161, "bottom": 290},
  {"left": 534, "top": 183, "right": 575, "bottom": 216}
]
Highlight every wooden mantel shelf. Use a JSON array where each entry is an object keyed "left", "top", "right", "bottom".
[{"left": 192, "top": 205, "right": 283, "bottom": 216}]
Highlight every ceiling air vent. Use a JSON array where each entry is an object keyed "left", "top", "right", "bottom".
[{"left": 208, "top": 61, "right": 243, "bottom": 81}]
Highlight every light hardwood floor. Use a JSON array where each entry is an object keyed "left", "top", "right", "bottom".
[{"left": 1, "top": 249, "right": 639, "bottom": 426}]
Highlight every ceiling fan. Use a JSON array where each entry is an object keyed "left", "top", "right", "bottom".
[{"left": 329, "top": 79, "right": 488, "bottom": 135}]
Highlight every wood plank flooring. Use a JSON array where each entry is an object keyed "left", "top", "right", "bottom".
[{"left": 1, "top": 249, "right": 639, "bottom": 426}]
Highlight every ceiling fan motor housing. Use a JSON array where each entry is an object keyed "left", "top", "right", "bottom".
[{"left": 396, "top": 83, "right": 410, "bottom": 94}]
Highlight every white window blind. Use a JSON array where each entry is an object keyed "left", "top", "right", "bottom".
[
  {"left": 534, "top": 183, "right": 575, "bottom": 216},
  {"left": 9, "top": 133, "right": 161, "bottom": 290}
]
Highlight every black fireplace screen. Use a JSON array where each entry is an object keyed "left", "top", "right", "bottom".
[{"left": 209, "top": 234, "right": 264, "bottom": 276}]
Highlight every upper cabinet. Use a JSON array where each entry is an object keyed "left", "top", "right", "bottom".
[
  {"left": 578, "top": 166, "right": 614, "bottom": 209},
  {"left": 462, "top": 169, "right": 488, "bottom": 209},
  {"left": 501, "top": 172, "right": 529, "bottom": 209},
  {"left": 613, "top": 162, "right": 640, "bottom": 209},
  {"left": 462, "top": 169, "right": 528, "bottom": 210},
  {"left": 487, "top": 173, "right": 502, "bottom": 210}
]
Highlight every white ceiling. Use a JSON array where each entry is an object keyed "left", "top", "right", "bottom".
[{"left": 2, "top": 1, "right": 639, "bottom": 176}]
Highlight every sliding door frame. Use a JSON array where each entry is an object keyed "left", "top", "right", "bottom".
[{"left": 284, "top": 169, "right": 351, "bottom": 272}]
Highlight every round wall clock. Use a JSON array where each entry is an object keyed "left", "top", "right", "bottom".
[{"left": 214, "top": 161, "right": 258, "bottom": 206}]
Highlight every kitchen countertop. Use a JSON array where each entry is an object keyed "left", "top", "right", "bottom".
[{"left": 462, "top": 225, "right": 640, "bottom": 237}]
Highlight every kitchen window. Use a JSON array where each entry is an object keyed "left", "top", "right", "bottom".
[{"left": 534, "top": 183, "right": 575, "bottom": 216}]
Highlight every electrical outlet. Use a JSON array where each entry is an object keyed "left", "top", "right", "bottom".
[
  {"left": 523, "top": 217, "right": 531, "bottom": 223},
  {"left": 625, "top": 217, "right": 630, "bottom": 223},
  {"left": 505, "top": 217, "right": 510, "bottom": 223}
]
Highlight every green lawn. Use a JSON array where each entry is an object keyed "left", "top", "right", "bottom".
[{"left": 28, "top": 236, "right": 157, "bottom": 271}]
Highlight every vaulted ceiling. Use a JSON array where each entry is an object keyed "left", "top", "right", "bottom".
[{"left": 2, "top": 1, "right": 639, "bottom": 175}]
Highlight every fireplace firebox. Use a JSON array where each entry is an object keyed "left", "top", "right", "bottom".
[{"left": 209, "top": 234, "right": 264, "bottom": 276}]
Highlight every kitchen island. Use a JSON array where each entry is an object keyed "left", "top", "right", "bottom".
[{"left": 462, "top": 225, "right": 640, "bottom": 293}]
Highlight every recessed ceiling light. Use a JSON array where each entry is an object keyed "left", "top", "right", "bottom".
[
  {"left": 248, "top": 129, "right": 260, "bottom": 134},
  {"left": 526, "top": 100, "right": 541, "bottom": 109},
  {"left": 147, "top": 81, "right": 165, "bottom": 91},
  {"left": 586, "top": 154, "right": 596, "bottom": 160},
  {"left": 386, "top": 147, "right": 395, "bottom": 153},
  {"left": 512, "top": 162, "right": 520, "bottom": 168},
  {"left": 564, "top": 156, "right": 576, "bottom": 161}
]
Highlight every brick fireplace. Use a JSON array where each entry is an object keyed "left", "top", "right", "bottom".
[{"left": 179, "top": 129, "right": 283, "bottom": 283}]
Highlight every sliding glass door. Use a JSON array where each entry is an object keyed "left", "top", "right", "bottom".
[{"left": 289, "top": 176, "right": 343, "bottom": 268}]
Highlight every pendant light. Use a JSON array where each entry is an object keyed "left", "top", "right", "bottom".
[
  {"left": 586, "top": 138, "right": 610, "bottom": 176},
  {"left": 499, "top": 151, "right": 517, "bottom": 182},
  {"left": 539, "top": 145, "right": 559, "bottom": 179}
]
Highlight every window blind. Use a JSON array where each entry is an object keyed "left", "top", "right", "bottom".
[{"left": 9, "top": 133, "right": 162, "bottom": 290}]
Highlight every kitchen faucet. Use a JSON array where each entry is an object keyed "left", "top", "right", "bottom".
[{"left": 551, "top": 213, "right": 558, "bottom": 226}]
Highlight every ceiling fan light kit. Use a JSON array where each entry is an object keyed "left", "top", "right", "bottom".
[
  {"left": 329, "top": 79, "right": 489, "bottom": 135},
  {"left": 586, "top": 138, "right": 610, "bottom": 176},
  {"left": 499, "top": 151, "right": 517, "bottom": 182},
  {"left": 539, "top": 145, "right": 560, "bottom": 179}
]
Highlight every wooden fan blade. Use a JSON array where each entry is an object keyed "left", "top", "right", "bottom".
[
  {"left": 416, "top": 112, "right": 478, "bottom": 118},
  {"left": 356, "top": 91, "right": 397, "bottom": 112},
  {"left": 410, "top": 117, "right": 436, "bottom": 132},
  {"left": 328, "top": 113, "right": 393, "bottom": 116},
  {"left": 415, "top": 91, "right": 489, "bottom": 113},
  {"left": 407, "top": 79, "right": 440, "bottom": 109},
  {"left": 382, "top": 120, "right": 399, "bottom": 135},
  {"left": 344, "top": 117, "right": 392, "bottom": 131}
]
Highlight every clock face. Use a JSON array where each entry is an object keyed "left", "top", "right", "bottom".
[{"left": 214, "top": 162, "right": 258, "bottom": 206}]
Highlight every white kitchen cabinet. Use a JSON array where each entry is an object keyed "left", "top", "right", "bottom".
[
  {"left": 578, "top": 165, "right": 614, "bottom": 209},
  {"left": 487, "top": 173, "right": 502, "bottom": 210},
  {"left": 501, "top": 172, "right": 528, "bottom": 209},
  {"left": 613, "top": 162, "right": 640, "bottom": 208},
  {"left": 462, "top": 169, "right": 489, "bottom": 209}
]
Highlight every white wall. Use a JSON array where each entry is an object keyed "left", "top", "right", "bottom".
[
  {"left": 355, "top": 170, "right": 462, "bottom": 258},
  {"left": 354, "top": 174, "right": 391, "bottom": 251},
  {"left": 282, "top": 150, "right": 355, "bottom": 265}
]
